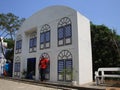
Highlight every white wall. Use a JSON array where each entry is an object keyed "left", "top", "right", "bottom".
[
  {"left": 13, "top": 5, "right": 93, "bottom": 85},
  {"left": 77, "top": 12, "right": 93, "bottom": 85}
]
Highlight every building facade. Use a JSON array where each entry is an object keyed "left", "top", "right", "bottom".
[{"left": 13, "top": 5, "right": 92, "bottom": 85}]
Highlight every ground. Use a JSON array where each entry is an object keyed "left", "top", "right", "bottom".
[
  {"left": 0, "top": 78, "right": 120, "bottom": 90},
  {"left": 0, "top": 79, "right": 61, "bottom": 90}
]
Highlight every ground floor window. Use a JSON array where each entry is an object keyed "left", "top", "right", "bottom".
[
  {"left": 14, "top": 62, "right": 20, "bottom": 77},
  {"left": 58, "top": 50, "right": 72, "bottom": 81},
  {"left": 14, "top": 56, "right": 21, "bottom": 77}
]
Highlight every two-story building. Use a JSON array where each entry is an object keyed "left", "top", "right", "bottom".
[{"left": 13, "top": 5, "right": 92, "bottom": 85}]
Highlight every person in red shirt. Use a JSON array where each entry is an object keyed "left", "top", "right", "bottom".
[{"left": 38, "top": 56, "right": 49, "bottom": 81}]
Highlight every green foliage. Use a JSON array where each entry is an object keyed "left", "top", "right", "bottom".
[
  {"left": 4, "top": 38, "right": 14, "bottom": 49},
  {"left": 0, "top": 13, "right": 25, "bottom": 40},
  {"left": 4, "top": 38, "right": 14, "bottom": 62},
  {"left": 91, "top": 23, "right": 120, "bottom": 73},
  {"left": 60, "top": 68, "right": 73, "bottom": 80},
  {"left": 0, "top": 12, "right": 25, "bottom": 62}
]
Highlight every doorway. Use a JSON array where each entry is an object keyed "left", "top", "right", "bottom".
[{"left": 27, "top": 58, "right": 36, "bottom": 79}]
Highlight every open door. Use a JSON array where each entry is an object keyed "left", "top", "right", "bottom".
[{"left": 27, "top": 58, "right": 36, "bottom": 79}]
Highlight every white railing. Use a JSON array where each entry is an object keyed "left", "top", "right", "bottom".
[{"left": 95, "top": 67, "right": 120, "bottom": 85}]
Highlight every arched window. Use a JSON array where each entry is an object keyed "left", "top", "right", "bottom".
[
  {"left": 14, "top": 56, "right": 21, "bottom": 77},
  {"left": 57, "top": 50, "right": 72, "bottom": 81},
  {"left": 58, "top": 17, "right": 72, "bottom": 46},
  {"left": 39, "top": 52, "right": 50, "bottom": 80},
  {"left": 15, "top": 35, "right": 22, "bottom": 54},
  {"left": 40, "top": 24, "right": 50, "bottom": 49},
  {"left": 29, "top": 32, "right": 37, "bottom": 52}
]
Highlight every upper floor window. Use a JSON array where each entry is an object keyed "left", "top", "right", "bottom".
[
  {"left": 58, "top": 17, "right": 72, "bottom": 46},
  {"left": 40, "top": 24, "right": 50, "bottom": 49},
  {"left": 15, "top": 35, "right": 22, "bottom": 54},
  {"left": 29, "top": 32, "right": 37, "bottom": 52},
  {"left": 16, "top": 40, "right": 22, "bottom": 50}
]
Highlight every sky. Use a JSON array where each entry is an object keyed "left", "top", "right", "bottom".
[{"left": 0, "top": 0, "right": 120, "bottom": 34}]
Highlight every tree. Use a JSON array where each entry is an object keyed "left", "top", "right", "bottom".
[
  {"left": 0, "top": 13, "right": 25, "bottom": 40},
  {"left": 91, "top": 23, "right": 120, "bottom": 74},
  {"left": 0, "top": 13, "right": 25, "bottom": 62},
  {"left": 0, "top": 13, "right": 25, "bottom": 77},
  {"left": 4, "top": 38, "right": 14, "bottom": 62}
]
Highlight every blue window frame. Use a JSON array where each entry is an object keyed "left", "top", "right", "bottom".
[
  {"left": 40, "top": 24, "right": 50, "bottom": 49},
  {"left": 65, "top": 24, "right": 72, "bottom": 38},
  {"left": 16, "top": 41, "right": 18, "bottom": 50},
  {"left": 16, "top": 40, "right": 22, "bottom": 50},
  {"left": 58, "top": 59, "right": 72, "bottom": 81},
  {"left": 57, "top": 50, "right": 73, "bottom": 81},
  {"left": 14, "top": 62, "right": 20, "bottom": 72},
  {"left": 29, "top": 38, "right": 33, "bottom": 48},
  {"left": 29, "top": 37, "right": 37, "bottom": 48},
  {"left": 45, "top": 31, "right": 50, "bottom": 42},
  {"left": 58, "top": 17, "right": 72, "bottom": 46},
  {"left": 29, "top": 36, "right": 37, "bottom": 52},
  {"left": 40, "top": 33, "right": 45, "bottom": 44},
  {"left": 16, "top": 40, "right": 22, "bottom": 53},
  {"left": 58, "top": 27, "right": 64, "bottom": 40},
  {"left": 58, "top": 24, "right": 72, "bottom": 46},
  {"left": 33, "top": 37, "right": 37, "bottom": 47},
  {"left": 58, "top": 60, "right": 64, "bottom": 81}
]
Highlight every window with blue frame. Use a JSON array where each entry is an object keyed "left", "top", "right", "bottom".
[
  {"left": 40, "top": 24, "right": 50, "bottom": 49},
  {"left": 29, "top": 37, "right": 37, "bottom": 48},
  {"left": 29, "top": 33, "right": 37, "bottom": 52},
  {"left": 14, "top": 56, "right": 21, "bottom": 77},
  {"left": 58, "top": 27, "right": 64, "bottom": 40},
  {"left": 14, "top": 62, "right": 20, "bottom": 77},
  {"left": 58, "top": 60, "right": 64, "bottom": 81},
  {"left": 45, "top": 31, "right": 50, "bottom": 42},
  {"left": 65, "top": 24, "right": 72, "bottom": 38},
  {"left": 58, "top": 17, "right": 72, "bottom": 46},
  {"left": 14, "top": 62, "right": 20, "bottom": 72},
  {"left": 16, "top": 40, "right": 22, "bottom": 53},
  {"left": 57, "top": 50, "right": 73, "bottom": 81},
  {"left": 40, "top": 33, "right": 45, "bottom": 44}
]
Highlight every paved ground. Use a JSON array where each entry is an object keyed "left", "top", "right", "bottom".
[
  {"left": 1, "top": 78, "right": 120, "bottom": 90},
  {"left": 0, "top": 79, "right": 62, "bottom": 90},
  {"left": 0, "top": 78, "right": 105, "bottom": 90}
]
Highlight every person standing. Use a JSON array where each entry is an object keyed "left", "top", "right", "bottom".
[{"left": 38, "top": 56, "right": 48, "bottom": 82}]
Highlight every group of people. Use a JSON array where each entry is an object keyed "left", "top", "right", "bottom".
[{"left": 38, "top": 56, "right": 49, "bottom": 82}]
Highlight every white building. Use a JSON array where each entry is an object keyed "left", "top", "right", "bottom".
[
  {"left": 0, "top": 37, "right": 7, "bottom": 76},
  {"left": 13, "top": 5, "right": 92, "bottom": 85}
]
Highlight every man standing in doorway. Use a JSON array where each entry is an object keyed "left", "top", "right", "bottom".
[{"left": 38, "top": 56, "right": 49, "bottom": 82}]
